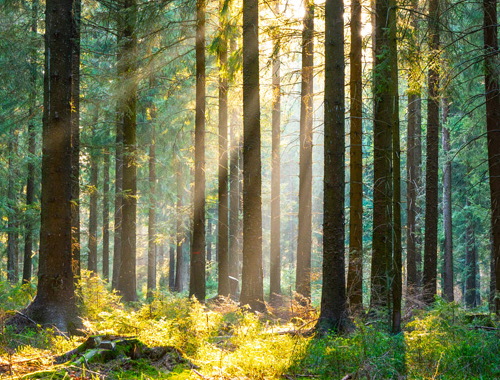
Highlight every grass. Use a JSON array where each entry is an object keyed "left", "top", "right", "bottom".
[{"left": 1, "top": 274, "right": 500, "bottom": 379}]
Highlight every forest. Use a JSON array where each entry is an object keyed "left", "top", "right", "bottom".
[{"left": 1, "top": 0, "right": 500, "bottom": 378}]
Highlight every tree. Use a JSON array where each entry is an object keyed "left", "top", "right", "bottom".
[
  {"left": 116, "top": 0, "right": 138, "bottom": 303},
  {"left": 71, "top": 0, "right": 82, "bottom": 278},
  {"left": 23, "top": 0, "right": 39, "bottom": 284},
  {"left": 15, "top": 0, "right": 79, "bottom": 332},
  {"left": 175, "top": 154, "right": 185, "bottom": 293},
  {"left": 317, "top": 0, "right": 347, "bottom": 331},
  {"left": 296, "top": 0, "right": 314, "bottom": 302},
  {"left": 483, "top": 0, "right": 500, "bottom": 315},
  {"left": 190, "top": 0, "right": 207, "bottom": 302},
  {"left": 240, "top": 0, "right": 264, "bottom": 312},
  {"left": 112, "top": 102, "right": 123, "bottom": 290},
  {"left": 87, "top": 106, "right": 99, "bottom": 275},
  {"left": 347, "top": 0, "right": 363, "bottom": 311},
  {"left": 269, "top": 0, "right": 281, "bottom": 305},
  {"left": 147, "top": 104, "right": 157, "bottom": 300},
  {"left": 423, "top": 0, "right": 440, "bottom": 305},
  {"left": 7, "top": 124, "right": 19, "bottom": 284},
  {"left": 442, "top": 98, "right": 454, "bottom": 302},
  {"left": 465, "top": 197, "right": 477, "bottom": 307},
  {"left": 217, "top": 0, "right": 230, "bottom": 297}
]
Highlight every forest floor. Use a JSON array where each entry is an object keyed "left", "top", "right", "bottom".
[{"left": 1, "top": 274, "right": 499, "bottom": 379}]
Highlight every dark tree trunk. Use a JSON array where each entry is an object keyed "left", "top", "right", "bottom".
[
  {"left": 22, "top": 0, "right": 79, "bottom": 332},
  {"left": 102, "top": 141, "right": 110, "bottom": 282},
  {"left": 442, "top": 99, "right": 454, "bottom": 302},
  {"left": 112, "top": 104, "right": 123, "bottom": 290},
  {"left": 71, "top": 0, "right": 81, "bottom": 279},
  {"left": 240, "top": 0, "right": 264, "bottom": 311},
  {"left": 407, "top": 91, "right": 422, "bottom": 291},
  {"left": 23, "top": 0, "right": 39, "bottom": 285},
  {"left": 390, "top": 2, "right": 401, "bottom": 333},
  {"left": 465, "top": 197, "right": 477, "bottom": 308},
  {"left": 218, "top": 0, "right": 229, "bottom": 297},
  {"left": 175, "top": 155, "right": 184, "bottom": 293},
  {"left": 147, "top": 111, "right": 157, "bottom": 300},
  {"left": 116, "top": 0, "right": 138, "bottom": 302},
  {"left": 269, "top": 0, "right": 281, "bottom": 306},
  {"left": 317, "top": 0, "right": 347, "bottom": 332},
  {"left": 423, "top": 0, "right": 440, "bottom": 305},
  {"left": 483, "top": 0, "right": 500, "bottom": 315},
  {"left": 370, "top": 0, "right": 393, "bottom": 311},
  {"left": 190, "top": 0, "right": 206, "bottom": 302},
  {"left": 88, "top": 107, "right": 99, "bottom": 275},
  {"left": 347, "top": 0, "right": 363, "bottom": 311},
  {"left": 296, "top": 0, "right": 314, "bottom": 301},
  {"left": 7, "top": 124, "right": 19, "bottom": 284}
]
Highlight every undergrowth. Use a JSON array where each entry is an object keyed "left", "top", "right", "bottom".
[{"left": 1, "top": 274, "right": 499, "bottom": 379}]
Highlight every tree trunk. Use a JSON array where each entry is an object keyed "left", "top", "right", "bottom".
[
  {"left": 483, "top": 0, "right": 500, "bottom": 315},
  {"left": 490, "top": 233, "right": 496, "bottom": 312},
  {"left": 22, "top": 0, "right": 79, "bottom": 332},
  {"left": 269, "top": 0, "right": 281, "bottom": 306},
  {"left": 347, "top": 0, "right": 363, "bottom": 311},
  {"left": 71, "top": 0, "right": 81, "bottom": 279},
  {"left": 88, "top": 107, "right": 99, "bottom": 275},
  {"left": 317, "top": 0, "right": 347, "bottom": 332},
  {"left": 112, "top": 103, "right": 123, "bottom": 290},
  {"left": 102, "top": 139, "right": 110, "bottom": 282},
  {"left": 442, "top": 99, "right": 454, "bottom": 302},
  {"left": 147, "top": 109, "right": 157, "bottom": 300},
  {"left": 190, "top": 0, "right": 206, "bottom": 302},
  {"left": 370, "top": 0, "right": 393, "bottom": 311},
  {"left": 218, "top": 0, "right": 229, "bottom": 297},
  {"left": 240, "top": 0, "right": 264, "bottom": 311},
  {"left": 423, "top": 0, "right": 440, "bottom": 305},
  {"left": 169, "top": 241, "right": 175, "bottom": 291},
  {"left": 116, "top": 0, "right": 138, "bottom": 302},
  {"left": 229, "top": 107, "right": 240, "bottom": 296},
  {"left": 465, "top": 198, "right": 477, "bottom": 308},
  {"left": 296, "top": 0, "right": 314, "bottom": 302}
]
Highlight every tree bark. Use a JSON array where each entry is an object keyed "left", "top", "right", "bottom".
[
  {"left": 112, "top": 102, "right": 123, "bottom": 290},
  {"left": 296, "top": 0, "right": 314, "bottom": 302},
  {"left": 347, "top": 0, "right": 363, "bottom": 311},
  {"left": 190, "top": 0, "right": 207, "bottom": 302},
  {"left": 317, "top": 0, "right": 347, "bottom": 332},
  {"left": 270, "top": 0, "right": 281, "bottom": 306},
  {"left": 423, "top": 0, "right": 440, "bottom": 305},
  {"left": 71, "top": 0, "right": 81, "bottom": 279},
  {"left": 240, "top": 0, "right": 264, "bottom": 311},
  {"left": 483, "top": 0, "right": 500, "bottom": 315},
  {"left": 102, "top": 139, "right": 110, "bottom": 282},
  {"left": 218, "top": 0, "right": 230, "bottom": 297},
  {"left": 147, "top": 108, "right": 157, "bottom": 300},
  {"left": 22, "top": 0, "right": 79, "bottom": 332},
  {"left": 116, "top": 0, "right": 138, "bottom": 302},
  {"left": 442, "top": 99, "right": 454, "bottom": 302},
  {"left": 175, "top": 154, "right": 184, "bottom": 293},
  {"left": 169, "top": 241, "right": 175, "bottom": 291},
  {"left": 229, "top": 107, "right": 240, "bottom": 296},
  {"left": 465, "top": 198, "right": 477, "bottom": 308}
]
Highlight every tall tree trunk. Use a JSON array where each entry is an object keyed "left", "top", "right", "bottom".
[
  {"left": 347, "top": 0, "right": 363, "bottom": 311},
  {"left": 169, "top": 241, "right": 175, "bottom": 291},
  {"left": 190, "top": 0, "right": 206, "bottom": 302},
  {"left": 442, "top": 98, "right": 454, "bottom": 302},
  {"left": 240, "top": 0, "right": 264, "bottom": 311},
  {"left": 112, "top": 104, "right": 123, "bottom": 290},
  {"left": 269, "top": 0, "right": 281, "bottom": 306},
  {"left": 229, "top": 107, "right": 240, "bottom": 296},
  {"left": 370, "top": 0, "right": 393, "bottom": 311},
  {"left": 147, "top": 110, "right": 157, "bottom": 300},
  {"left": 317, "top": 0, "right": 347, "bottom": 332},
  {"left": 175, "top": 155, "right": 184, "bottom": 292},
  {"left": 19, "top": 0, "right": 79, "bottom": 333},
  {"left": 483, "top": 0, "right": 500, "bottom": 315},
  {"left": 218, "top": 0, "right": 229, "bottom": 297},
  {"left": 465, "top": 197, "right": 477, "bottom": 308},
  {"left": 71, "top": 0, "right": 81, "bottom": 279},
  {"left": 423, "top": 0, "right": 440, "bottom": 305},
  {"left": 390, "top": 0, "right": 402, "bottom": 333},
  {"left": 7, "top": 125, "right": 19, "bottom": 284},
  {"left": 116, "top": 0, "right": 138, "bottom": 302},
  {"left": 296, "top": 0, "right": 314, "bottom": 301},
  {"left": 23, "top": 0, "right": 39, "bottom": 285},
  {"left": 102, "top": 141, "right": 110, "bottom": 282},
  {"left": 88, "top": 107, "right": 99, "bottom": 275}
]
